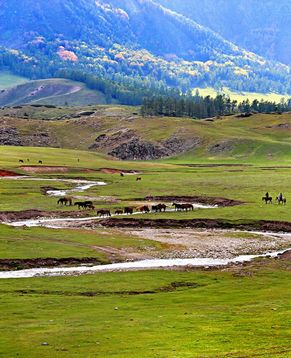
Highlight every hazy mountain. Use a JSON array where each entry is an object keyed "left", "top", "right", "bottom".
[{"left": 157, "top": 0, "right": 291, "bottom": 65}]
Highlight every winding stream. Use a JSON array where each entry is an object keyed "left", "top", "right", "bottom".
[{"left": 0, "top": 248, "right": 288, "bottom": 279}]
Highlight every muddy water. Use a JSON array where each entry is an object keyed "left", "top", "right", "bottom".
[{"left": 0, "top": 248, "right": 289, "bottom": 279}]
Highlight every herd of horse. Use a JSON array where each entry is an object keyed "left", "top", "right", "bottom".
[{"left": 57, "top": 197, "right": 195, "bottom": 217}]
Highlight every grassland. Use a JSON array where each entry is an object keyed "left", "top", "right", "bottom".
[
  {"left": 0, "top": 78, "right": 109, "bottom": 106},
  {"left": 0, "top": 109, "right": 291, "bottom": 357},
  {"left": 193, "top": 87, "right": 290, "bottom": 102},
  {"left": 0, "top": 259, "right": 290, "bottom": 357},
  {"left": 0, "top": 71, "right": 29, "bottom": 90}
]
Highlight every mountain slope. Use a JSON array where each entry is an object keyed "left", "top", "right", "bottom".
[
  {"left": 157, "top": 0, "right": 291, "bottom": 65},
  {"left": 0, "top": 79, "right": 109, "bottom": 106},
  {"left": 0, "top": 0, "right": 290, "bottom": 95}
]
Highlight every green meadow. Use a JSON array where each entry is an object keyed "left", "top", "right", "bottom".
[{"left": 0, "top": 112, "right": 291, "bottom": 357}]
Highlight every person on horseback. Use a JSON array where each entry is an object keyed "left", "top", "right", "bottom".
[
  {"left": 279, "top": 192, "right": 283, "bottom": 201},
  {"left": 265, "top": 192, "right": 269, "bottom": 199}
]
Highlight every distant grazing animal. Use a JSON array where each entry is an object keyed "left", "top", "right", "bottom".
[
  {"left": 115, "top": 209, "right": 123, "bottom": 215},
  {"left": 181, "top": 204, "right": 194, "bottom": 211},
  {"left": 97, "top": 209, "right": 111, "bottom": 217},
  {"left": 124, "top": 207, "right": 134, "bottom": 215},
  {"left": 120, "top": 173, "right": 124, "bottom": 177},
  {"left": 172, "top": 203, "right": 193, "bottom": 211},
  {"left": 276, "top": 196, "right": 287, "bottom": 205},
  {"left": 152, "top": 204, "right": 167, "bottom": 213},
  {"left": 57, "top": 197, "right": 72, "bottom": 206},
  {"left": 262, "top": 196, "right": 272, "bottom": 204},
  {"left": 172, "top": 203, "right": 183, "bottom": 211},
  {"left": 27, "top": 159, "right": 30, "bottom": 162},
  {"left": 38, "top": 160, "right": 43, "bottom": 164},
  {"left": 136, "top": 177, "right": 142, "bottom": 181},
  {"left": 86, "top": 204, "right": 95, "bottom": 210},
  {"left": 74, "top": 201, "right": 87, "bottom": 209},
  {"left": 139, "top": 205, "right": 150, "bottom": 213},
  {"left": 19, "top": 159, "right": 24, "bottom": 163},
  {"left": 84, "top": 201, "right": 93, "bottom": 207}
]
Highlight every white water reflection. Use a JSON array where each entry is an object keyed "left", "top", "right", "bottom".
[{"left": 0, "top": 248, "right": 288, "bottom": 279}]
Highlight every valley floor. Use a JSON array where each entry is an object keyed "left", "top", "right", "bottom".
[{"left": 0, "top": 145, "right": 290, "bottom": 357}]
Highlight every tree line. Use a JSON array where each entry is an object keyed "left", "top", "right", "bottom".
[{"left": 141, "top": 93, "right": 291, "bottom": 119}]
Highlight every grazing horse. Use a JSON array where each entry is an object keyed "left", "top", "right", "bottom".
[
  {"left": 139, "top": 205, "right": 150, "bottom": 213},
  {"left": 124, "top": 207, "right": 134, "bottom": 215},
  {"left": 115, "top": 209, "right": 123, "bottom": 215},
  {"left": 276, "top": 196, "right": 287, "bottom": 205},
  {"left": 181, "top": 204, "right": 194, "bottom": 212},
  {"left": 74, "top": 201, "right": 87, "bottom": 209},
  {"left": 157, "top": 204, "right": 167, "bottom": 212},
  {"left": 38, "top": 160, "right": 43, "bottom": 164},
  {"left": 19, "top": 159, "right": 24, "bottom": 163},
  {"left": 262, "top": 196, "right": 272, "bottom": 204},
  {"left": 172, "top": 203, "right": 183, "bottom": 211},
  {"left": 58, "top": 197, "right": 72, "bottom": 206},
  {"left": 97, "top": 209, "right": 111, "bottom": 217},
  {"left": 136, "top": 177, "right": 142, "bottom": 181},
  {"left": 120, "top": 173, "right": 124, "bottom": 177}
]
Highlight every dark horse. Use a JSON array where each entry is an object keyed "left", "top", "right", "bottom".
[
  {"left": 139, "top": 205, "right": 150, "bottom": 213},
  {"left": 57, "top": 197, "right": 73, "bottom": 206},
  {"left": 152, "top": 204, "right": 167, "bottom": 212},
  {"left": 97, "top": 209, "right": 111, "bottom": 217},
  {"left": 262, "top": 196, "right": 272, "bottom": 204},
  {"left": 124, "top": 207, "right": 134, "bottom": 215},
  {"left": 276, "top": 196, "right": 287, "bottom": 205}
]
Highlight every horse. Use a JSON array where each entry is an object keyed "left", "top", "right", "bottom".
[
  {"left": 58, "top": 197, "right": 72, "bottom": 206},
  {"left": 276, "top": 196, "right": 287, "bottom": 205},
  {"left": 139, "top": 205, "right": 150, "bottom": 213},
  {"left": 97, "top": 209, "right": 111, "bottom": 217},
  {"left": 172, "top": 203, "right": 183, "bottom": 211},
  {"left": 86, "top": 204, "right": 95, "bottom": 210},
  {"left": 120, "top": 173, "right": 124, "bottom": 177},
  {"left": 262, "top": 196, "right": 272, "bottom": 204},
  {"left": 84, "top": 201, "right": 93, "bottom": 207},
  {"left": 157, "top": 204, "right": 167, "bottom": 212},
  {"left": 115, "top": 209, "right": 123, "bottom": 215},
  {"left": 152, "top": 205, "right": 160, "bottom": 213},
  {"left": 181, "top": 204, "right": 194, "bottom": 212},
  {"left": 38, "top": 160, "right": 43, "bottom": 164},
  {"left": 19, "top": 159, "right": 24, "bottom": 163},
  {"left": 136, "top": 177, "right": 142, "bottom": 181},
  {"left": 74, "top": 201, "right": 87, "bottom": 209},
  {"left": 124, "top": 207, "right": 134, "bottom": 215}
]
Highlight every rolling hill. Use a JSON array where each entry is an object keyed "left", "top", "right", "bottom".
[
  {"left": 1, "top": 104, "right": 291, "bottom": 163},
  {"left": 0, "top": 78, "right": 110, "bottom": 106}
]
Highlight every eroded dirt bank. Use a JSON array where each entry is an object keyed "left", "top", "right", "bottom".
[
  {"left": 141, "top": 196, "right": 243, "bottom": 207},
  {"left": 0, "top": 209, "right": 87, "bottom": 222},
  {"left": 99, "top": 218, "right": 291, "bottom": 233},
  {"left": 0, "top": 257, "right": 104, "bottom": 271}
]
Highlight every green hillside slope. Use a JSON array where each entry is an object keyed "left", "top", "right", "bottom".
[
  {"left": 1, "top": 105, "right": 291, "bottom": 163},
  {"left": 0, "top": 78, "right": 110, "bottom": 106}
]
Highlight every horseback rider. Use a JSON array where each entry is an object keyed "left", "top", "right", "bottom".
[
  {"left": 265, "top": 192, "right": 269, "bottom": 199},
  {"left": 279, "top": 192, "right": 283, "bottom": 201}
]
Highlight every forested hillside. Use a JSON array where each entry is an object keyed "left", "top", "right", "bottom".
[
  {"left": 157, "top": 0, "right": 291, "bottom": 65},
  {"left": 0, "top": 0, "right": 290, "bottom": 99}
]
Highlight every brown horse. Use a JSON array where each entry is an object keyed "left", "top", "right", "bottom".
[
  {"left": 181, "top": 204, "right": 194, "bottom": 211},
  {"left": 97, "top": 209, "right": 111, "bottom": 217},
  {"left": 172, "top": 203, "right": 183, "bottom": 211},
  {"left": 74, "top": 201, "right": 87, "bottom": 209},
  {"left": 139, "top": 205, "right": 150, "bottom": 213},
  {"left": 136, "top": 177, "right": 142, "bottom": 181},
  {"left": 124, "top": 207, "right": 134, "bottom": 215},
  {"left": 58, "top": 197, "right": 73, "bottom": 206},
  {"left": 115, "top": 209, "right": 123, "bottom": 215}
]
